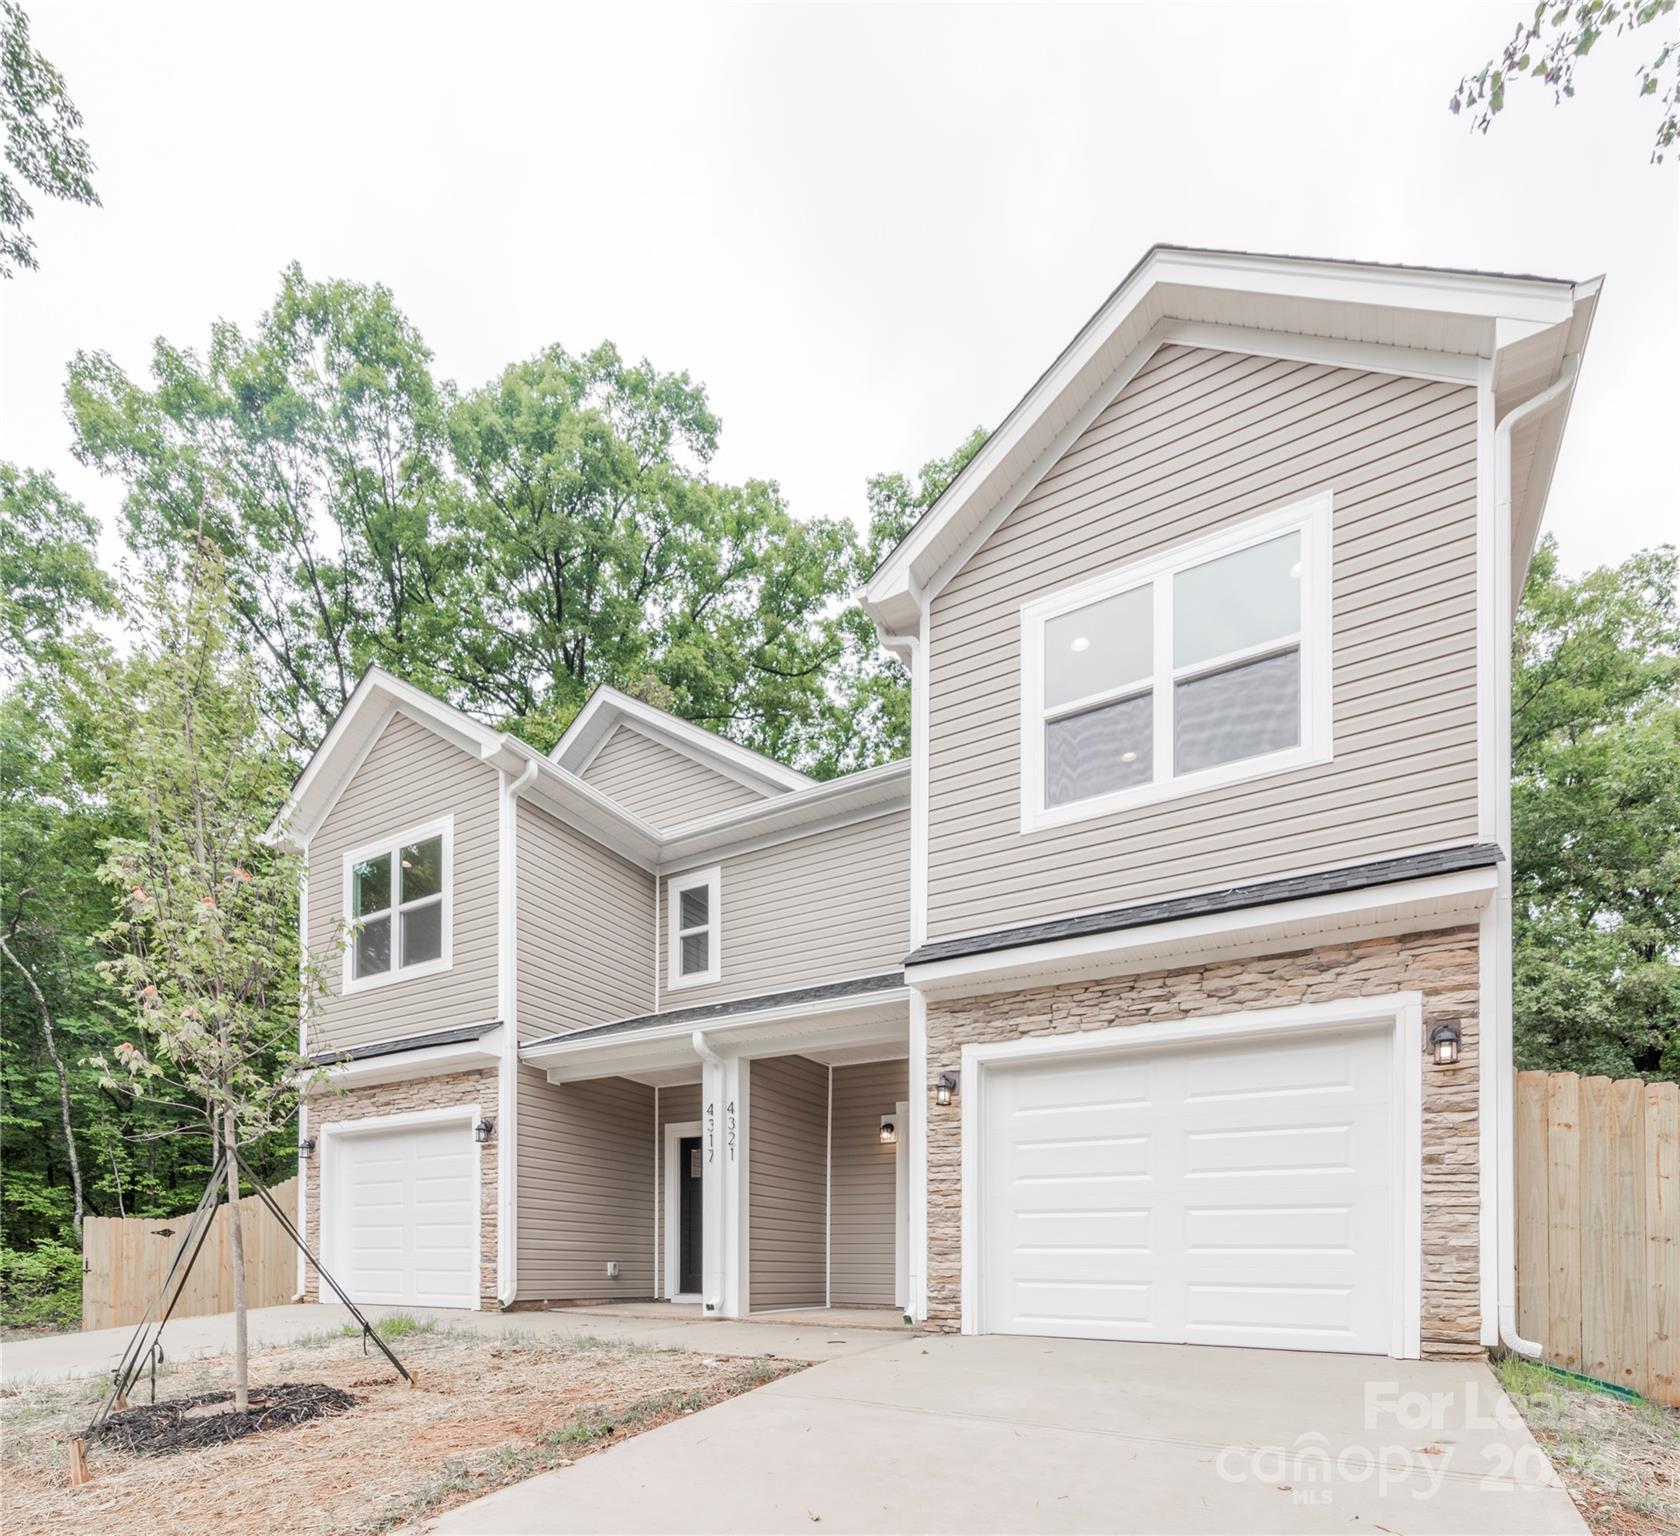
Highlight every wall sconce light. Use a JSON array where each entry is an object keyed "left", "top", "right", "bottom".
[
  {"left": 879, "top": 1115, "right": 898, "bottom": 1145},
  {"left": 1428, "top": 1021, "right": 1462, "bottom": 1067},
  {"left": 474, "top": 1118, "right": 495, "bottom": 1144},
  {"left": 934, "top": 1072, "right": 959, "bottom": 1107},
  {"left": 298, "top": 1137, "right": 317, "bottom": 1158}
]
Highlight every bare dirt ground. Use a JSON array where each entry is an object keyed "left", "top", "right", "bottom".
[
  {"left": 1, "top": 1318, "right": 800, "bottom": 1536},
  {"left": 1495, "top": 1357, "right": 1680, "bottom": 1536}
]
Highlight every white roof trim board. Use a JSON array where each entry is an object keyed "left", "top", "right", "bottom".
[
  {"left": 862, "top": 243, "right": 1600, "bottom": 638},
  {"left": 547, "top": 684, "right": 812, "bottom": 794},
  {"left": 274, "top": 666, "right": 903, "bottom": 870}
]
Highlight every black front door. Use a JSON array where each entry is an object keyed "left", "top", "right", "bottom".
[{"left": 678, "top": 1134, "right": 703, "bottom": 1295}]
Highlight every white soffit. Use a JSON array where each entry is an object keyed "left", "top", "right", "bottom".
[{"left": 863, "top": 245, "right": 1598, "bottom": 636}]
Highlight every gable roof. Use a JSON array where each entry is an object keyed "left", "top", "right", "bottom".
[
  {"left": 547, "top": 685, "right": 812, "bottom": 797},
  {"left": 272, "top": 667, "right": 666, "bottom": 867},
  {"left": 272, "top": 666, "right": 898, "bottom": 871},
  {"left": 863, "top": 244, "right": 1600, "bottom": 639}
]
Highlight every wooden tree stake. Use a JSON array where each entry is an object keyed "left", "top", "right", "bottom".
[{"left": 68, "top": 1438, "right": 91, "bottom": 1486}]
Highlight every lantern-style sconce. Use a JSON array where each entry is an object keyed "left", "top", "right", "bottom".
[
  {"left": 934, "top": 1072, "right": 959, "bottom": 1107},
  {"left": 1428, "top": 1021, "right": 1462, "bottom": 1067},
  {"left": 879, "top": 1115, "right": 898, "bottom": 1145},
  {"left": 298, "top": 1136, "right": 317, "bottom": 1158},
  {"left": 474, "top": 1118, "right": 495, "bottom": 1144}
]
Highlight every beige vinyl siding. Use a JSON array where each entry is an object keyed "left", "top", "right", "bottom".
[
  {"left": 308, "top": 712, "right": 499, "bottom": 1055},
  {"left": 516, "top": 1065, "right": 654, "bottom": 1300},
  {"left": 581, "top": 724, "right": 764, "bottom": 829},
  {"left": 516, "top": 801, "right": 654, "bottom": 1041},
  {"left": 829, "top": 1060, "right": 906, "bottom": 1307},
  {"left": 748, "top": 1056, "right": 827, "bottom": 1309},
  {"left": 661, "top": 811, "right": 910, "bottom": 1005},
  {"left": 654, "top": 1082, "right": 702, "bottom": 1296},
  {"left": 926, "top": 344, "right": 1482, "bottom": 940}
]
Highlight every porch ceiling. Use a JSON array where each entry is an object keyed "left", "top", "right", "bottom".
[{"left": 526, "top": 991, "right": 909, "bottom": 1085}]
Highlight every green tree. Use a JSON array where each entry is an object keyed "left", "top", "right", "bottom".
[
  {"left": 68, "top": 269, "right": 864, "bottom": 765},
  {"left": 0, "top": 465, "right": 116, "bottom": 1245},
  {"left": 0, "top": 1, "right": 98, "bottom": 277},
  {"left": 1512, "top": 537, "right": 1680, "bottom": 1077},
  {"left": 95, "top": 549, "right": 325, "bottom": 1408},
  {"left": 805, "top": 428, "right": 990, "bottom": 776},
  {"left": 1452, "top": 0, "right": 1679, "bottom": 162},
  {"left": 0, "top": 461, "right": 115, "bottom": 672}
]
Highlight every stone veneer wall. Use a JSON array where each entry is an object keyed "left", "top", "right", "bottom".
[
  {"left": 925, "top": 927, "right": 1482, "bottom": 1358},
  {"left": 301, "top": 1066, "right": 499, "bottom": 1310}
]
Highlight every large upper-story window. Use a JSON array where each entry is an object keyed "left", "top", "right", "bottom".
[
  {"left": 667, "top": 865, "right": 721, "bottom": 989},
  {"left": 1019, "top": 493, "right": 1332, "bottom": 832},
  {"left": 343, "top": 817, "right": 452, "bottom": 991}
]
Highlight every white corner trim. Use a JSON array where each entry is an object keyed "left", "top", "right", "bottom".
[
  {"left": 1018, "top": 491, "right": 1333, "bottom": 834},
  {"left": 339, "top": 814, "right": 455, "bottom": 995},
  {"left": 666, "top": 865, "right": 722, "bottom": 990},
  {"left": 663, "top": 1118, "right": 703, "bottom": 1300},
  {"left": 317, "top": 1101, "right": 482, "bottom": 1309},
  {"left": 957, "top": 993, "right": 1425, "bottom": 1359}
]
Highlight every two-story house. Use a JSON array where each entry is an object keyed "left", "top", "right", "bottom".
[{"left": 278, "top": 245, "right": 1598, "bottom": 1362}]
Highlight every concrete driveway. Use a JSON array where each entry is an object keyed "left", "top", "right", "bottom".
[{"left": 419, "top": 1333, "right": 1586, "bottom": 1536}]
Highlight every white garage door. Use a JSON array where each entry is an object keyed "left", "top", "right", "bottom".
[
  {"left": 331, "top": 1120, "right": 478, "bottom": 1308},
  {"left": 980, "top": 1025, "right": 1394, "bottom": 1354}
]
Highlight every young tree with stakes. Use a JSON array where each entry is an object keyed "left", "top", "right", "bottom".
[{"left": 94, "top": 547, "right": 324, "bottom": 1412}]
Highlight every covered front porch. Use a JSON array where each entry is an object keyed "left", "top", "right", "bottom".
[{"left": 520, "top": 974, "right": 912, "bottom": 1321}]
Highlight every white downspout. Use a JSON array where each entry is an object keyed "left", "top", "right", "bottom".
[
  {"left": 1491, "top": 357, "right": 1578, "bottom": 1357},
  {"left": 497, "top": 757, "right": 541, "bottom": 1308}
]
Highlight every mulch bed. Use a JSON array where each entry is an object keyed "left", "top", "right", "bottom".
[{"left": 94, "top": 1383, "right": 358, "bottom": 1456}]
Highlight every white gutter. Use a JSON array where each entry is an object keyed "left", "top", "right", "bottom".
[
  {"left": 497, "top": 757, "right": 541, "bottom": 1308},
  {"left": 1490, "top": 355, "right": 1579, "bottom": 1358}
]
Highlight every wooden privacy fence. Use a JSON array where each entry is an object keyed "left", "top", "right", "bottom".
[
  {"left": 81, "top": 1178, "right": 300, "bottom": 1332},
  {"left": 1515, "top": 1072, "right": 1679, "bottom": 1405}
]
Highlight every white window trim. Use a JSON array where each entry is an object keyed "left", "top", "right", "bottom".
[
  {"left": 340, "top": 815, "right": 454, "bottom": 995},
  {"left": 1018, "top": 492, "right": 1334, "bottom": 833},
  {"left": 663, "top": 1118, "right": 704, "bottom": 1300},
  {"left": 666, "top": 865, "right": 722, "bottom": 990},
  {"left": 957, "top": 992, "right": 1423, "bottom": 1359}
]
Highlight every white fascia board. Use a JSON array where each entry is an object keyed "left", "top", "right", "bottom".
[
  {"left": 655, "top": 758, "right": 911, "bottom": 869},
  {"left": 1509, "top": 281, "right": 1602, "bottom": 600},
  {"left": 864, "top": 245, "right": 1581, "bottom": 630},
  {"left": 905, "top": 867, "right": 1498, "bottom": 1001},
  {"left": 548, "top": 685, "right": 812, "bottom": 792},
  {"left": 309, "top": 1026, "right": 505, "bottom": 1090},
  {"left": 277, "top": 667, "right": 506, "bottom": 845},
  {"left": 523, "top": 988, "right": 911, "bottom": 1077}
]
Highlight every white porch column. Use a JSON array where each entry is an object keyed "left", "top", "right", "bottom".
[{"left": 695, "top": 1033, "right": 751, "bottom": 1317}]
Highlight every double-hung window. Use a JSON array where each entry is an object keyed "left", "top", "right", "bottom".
[
  {"left": 343, "top": 817, "right": 452, "bottom": 990},
  {"left": 667, "top": 866, "right": 721, "bottom": 989},
  {"left": 1020, "top": 493, "right": 1332, "bottom": 831}
]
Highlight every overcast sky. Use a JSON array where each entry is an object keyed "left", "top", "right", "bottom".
[{"left": 4, "top": 2, "right": 1676, "bottom": 581}]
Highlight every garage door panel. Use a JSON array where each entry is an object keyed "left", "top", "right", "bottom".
[
  {"left": 332, "top": 1120, "right": 478, "bottom": 1309},
  {"left": 981, "top": 1025, "right": 1395, "bottom": 1355},
  {"left": 1184, "top": 1119, "right": 1361, "bottom": 1178},
  {"left": 1182, "top": 1200, "right": 1361, "bottom": 1255}
]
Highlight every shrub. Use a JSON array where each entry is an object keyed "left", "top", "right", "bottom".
[{"left": 0, "top": 1240, "right": 81, "bottom": 1331}]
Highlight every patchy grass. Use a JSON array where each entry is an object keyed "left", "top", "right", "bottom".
[
  {"left": 337, "top": 1312, "right": 436, "bottom": 1341},
  {"left": 1, "top": 1325, "right": 801, "bottom": 1536},
  {"left": 1494, "top": 1355, "right": 1680, "bottom": 1536}
]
